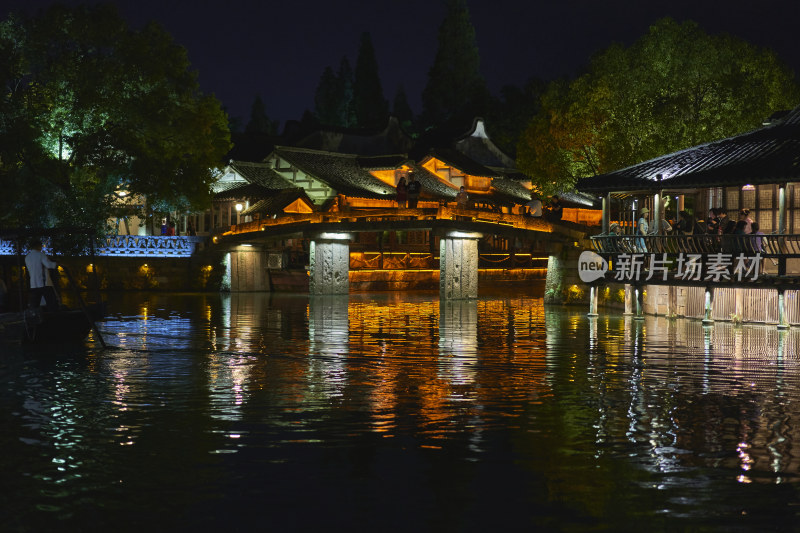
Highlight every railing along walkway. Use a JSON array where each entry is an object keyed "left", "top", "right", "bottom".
[
  {"left": 591, "top": 233, "right": 793, "bottom": 257},
  {"left": 225, "top": 206, "right": 560, "bottom": 236},
  {"left": 0, "top": 235, "right": 205, "bottom": 258}
]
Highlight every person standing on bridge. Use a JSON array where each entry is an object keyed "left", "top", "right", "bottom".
[
  {"left": 396, "top": 175, "right": 408, "bottom": 208},
  {"left": 545, "top": 195, "right": 562, "bottom": 222},
  {"left": 407, "top": 173, "right": 421, "bottom": 208},
  {"left": 636, "top": 207, "right": 650, "bottom": 252},
  {"left": 455, "top": 186, "right": 469, "bottom": 208}
]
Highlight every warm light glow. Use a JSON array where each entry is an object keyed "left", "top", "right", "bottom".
[
  {"left": 742, "top": 184, "right": 755, "bottom": 191},
  {"left": 283, "top": 198, "right": 314, "bottom": 214},
  {"left": 235, "top": 203, "right": 243, "bottom": 212},
  {"left": 318, "top": 232, "right": 350, "bottom": 240}
]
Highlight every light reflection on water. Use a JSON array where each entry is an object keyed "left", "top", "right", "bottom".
[{"left": 2, "top": 288, "right": 800, "bottom": 530}]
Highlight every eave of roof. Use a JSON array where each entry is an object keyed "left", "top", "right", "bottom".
[
  {"left": 425, "top": 148, "right": 500, "bottom": 178},
  {"left": 577, "top": 110, "right": 800, "bottom": 194},
  {"left": 273, "top": 146, "right": 396, "bottom": 199},
  {"left": 240, "top": 188, "right": 314, "bottom": 216}
]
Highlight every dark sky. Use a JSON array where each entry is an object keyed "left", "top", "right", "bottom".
[{"left": 5, "top": 0, "right": 800, "bottom": 129}]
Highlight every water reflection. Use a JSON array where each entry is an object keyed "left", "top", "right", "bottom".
[
  {"left": 8, "top": 291, "right": 800, "bottom": 530},
  {"left": 438, "top": 299, "right": 478, "bottom": 385},
  {"left": 308, "top": 295, "right": 349, "bottom": 400}
]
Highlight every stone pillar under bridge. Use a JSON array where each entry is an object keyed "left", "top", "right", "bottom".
[
  {"left": 439, "top": 231, "right": 481, "bottom": 300},
  {"left": 544, "top": 243, "right": 587, "bottom": 304},
  {"left": 309, "top": 232, "right": 352, "bottom": 295},
  {"left": 227, "top": 245, "right": 268, "bottom": 292}
]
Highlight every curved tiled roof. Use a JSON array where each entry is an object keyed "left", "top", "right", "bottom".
[
  {"left": 274, "top": 146, "right": 397, "bottom": 199},
  {"left": 240, "top": 188, "right": 314, "bottom": 216},
  {"left": 577, "top": 106, "right": 800, "bottom": 193},
  {"left": 214, "top": 183, "right": 276, "bottom": 201},
  {"left": 490, "top": 177, "right": 532, "bottom": 203},
  {"left": 229, "top": 161, "right": 295, "bottom": 188},
  {"left": 426, "top": 148, "right": 500, "bottom": 178}
]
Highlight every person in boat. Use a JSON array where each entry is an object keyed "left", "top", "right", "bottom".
[{"left": 25, "top": 239, "right": 59, "bottom": 312}]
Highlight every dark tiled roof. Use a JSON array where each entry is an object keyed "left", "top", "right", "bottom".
[
  {"left": 291, "top": 116, "right": 414, "bottom": 156},
  {"left": 406, "top": 163, "right": 458, "bottom": 200},
  {"left": 214, "top": 183, "right": 276, "bottom": 201},
  {"left": 426, "top": 148, "right": 500, "bottom": 178},
  {"left": 490, "top": 177, "right": 532, "bottom": 203},
  {"left": 357, "top": 154, "right": 409, "bottom": 170},
  {"left": 241, "top": 188, "right": 314, "bottom": 216},
  {"left": 229, "top": 161, "right": 294, "bottom": 188},
  {"left": 577, "top": 106, "right": 800, "bottom": 193},
  {"left": 453, "top": 119, "right": 516, "bottom": 168},
  {"left": 274, "top": 146, "right": 396, "bottom": 199}
]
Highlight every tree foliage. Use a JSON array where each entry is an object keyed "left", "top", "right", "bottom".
[
  {"left": 485, "top": 78, "right": 547, "bottom": 158},
  {"left": 353, "top": 32, "right": 388, "bottom": 129},
  {"left": 421, "top": 0, "right": 488, "bottom": 129},
  {"left": 314, "top": 57, "right": 355, "bottom": 128},
  {"left": 245, "top": 94, "right": 278, "bottom": 136},
  {"left": 517, "top": 18, "right": 800, "bottom": 196},
  {"left": 392, "top": 84, "right": 415, "bottom": 134},
  {"left": 0, "top": 4, "right": 231, "bottom": 232}
]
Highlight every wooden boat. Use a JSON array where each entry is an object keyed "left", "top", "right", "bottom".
[
  {"left": 0, "top": 227, "right": 107, "bottom": 348},
  {"left": 0, "top": 303, "right": 104, "bottom": 346}
]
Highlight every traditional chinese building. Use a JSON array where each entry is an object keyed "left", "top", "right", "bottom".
[{"left": 577, "top": 104, "right": 800, "bottom": 325}]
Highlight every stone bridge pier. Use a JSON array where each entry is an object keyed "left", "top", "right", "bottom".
[
  {"left": 309, "top": 232, "right": 352, "bottom": 295},
  {"left": 306, "top": 230, "right": 484, "bottom": 299},
  {"left": 439, "top": 231, "right": 481, "bottom": 300}
]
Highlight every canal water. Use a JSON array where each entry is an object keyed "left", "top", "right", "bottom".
[{"left": 2, "top": 285, "right": 800, "bottom": 531}]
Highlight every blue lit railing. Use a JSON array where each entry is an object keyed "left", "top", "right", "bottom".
[{"left": 0, "top": 236, "right": 205, "bottom": 258}]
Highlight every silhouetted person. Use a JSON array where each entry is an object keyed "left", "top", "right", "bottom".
[
  {"left": 545, "top": 195, "right": 562, "bottom": 221},
  {"left": 396, "top": 175, "right": 408, "bottom": 208},
  {"left": 407, "top": 174, "right": 421, "bottom": 208},
  {"left": 455, "top": 186, "right": 469, "bottom": 208},
  {"left": 25, "top": 239, "right": 59, "bottom": 311}
]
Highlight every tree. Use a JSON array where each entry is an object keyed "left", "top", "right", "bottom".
[
  {"left": 517, "top": 18, "right": 800, "bottom": 196},
  {"left": 352, "top": 32, "right": 388, "bottom": 129},
  {"left": 0, "top": 4, "right": 231, "bottom": 233},
  {"left": 485, "top": 78, "right": 547, "bottom": 158},
  {"left": 314, "top": 57, "right": 355, "bottom": 128},
  {"left": 421, "top": 0, "right": 487, "bottom": 129},
  {"left": 245, "top": 94, "right": 278, "bottom": 135},
  {"left": 392, "top": 84, "right": 415, "bottom": 134}
]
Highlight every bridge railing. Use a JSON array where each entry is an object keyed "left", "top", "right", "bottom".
[
  {"left": 0, "top": 235, "right": 206, "bottom": 258},
  {"left": 225, "top": 207, "right": 561, "bottom": 236},
  {"left": 591, "top": 233, "right": 793, "bottom": 257}
]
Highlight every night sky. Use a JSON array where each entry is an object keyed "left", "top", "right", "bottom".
[{"left": 5, "top": 0, "right": 800, "bottom": 130}]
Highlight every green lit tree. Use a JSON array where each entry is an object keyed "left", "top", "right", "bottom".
[
  {"left": 421, "top": 0, "right": 488, "bottom": 129},
  {"left": 353, "top": 32, "right": 388, "bottom": 129},
  {"left": 517, "top": 18, "right": 800, "bottom": 196},
  {"left": 0, "top": 4, "right": 231, "bottom": 232},
  {"left": 314, "top": 57, "right": 355, "bottom": 128}
]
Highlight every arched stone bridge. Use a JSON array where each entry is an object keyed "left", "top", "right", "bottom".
[{"left": 215, "top": 206, "right": 592, "bottom": 299}]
